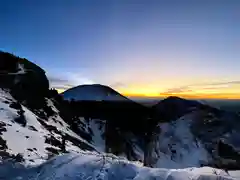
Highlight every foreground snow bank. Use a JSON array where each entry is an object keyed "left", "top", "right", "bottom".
[{"left": 0, "top": 152, "right": 238, "bottom": 180}]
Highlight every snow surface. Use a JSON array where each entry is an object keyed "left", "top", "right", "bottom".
[
  {"left": 152, "top": 114, "right": 211, "bottom": 168},
  {"left": 45, "top": 100, "right": 94, "bottom": 149},
  {"left": 62, "top": 84, "right": 128, "bottom": 101},
  {"left": 0, "top": 89, "right": 94, "bottom": 165},
  {"left": 0, "top": 152, "right": 237, "bottom": 180},
  {"left": 0, "top": 90, "right": 47, "bottom": 163},
  {"left": 229, "top": 171, "right": 240, "bottom": 179},
  {"left": 88, "top": 119, "right": 106, "bottom": 152}
]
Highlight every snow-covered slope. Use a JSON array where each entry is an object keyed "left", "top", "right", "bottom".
[
  {"left": 0, "top": 152, "right": 237, "bottom": 180},
  {"left": 148, "top": 114, "right": 211, "bottom": 168},
  {"left": 229, "top": 171, "right": 240, "bottom": 179},
  {"left": 150, "top": 97, "right": 240, "bottom": 169},
  {"left": 88, "top": 119, "right": 106, "bottom": 152},
  {"left": 142, "top": 110, "right": 240, "bottom": 169},
  {"left": 62, "top": 84, "right": 129, "bottom": 101},
  {"left": 0, "top": 89, "right": 95, "bottom": 165}
]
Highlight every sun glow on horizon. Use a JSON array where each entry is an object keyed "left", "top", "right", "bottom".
[
  {"left": 120, "top": 86, "right": 240, "bottom": 100},
  {"left": 55, "top": 81, "right": 240, "bottom": 100},
  {"left": 116, "top": 80, "right": 240, "bottom": 100},
  {"left": 122, "top": 92, "right": 240, "bottom": 100},
  {"left": 56, "top": 89, "right": 66, "bottom": 93}
]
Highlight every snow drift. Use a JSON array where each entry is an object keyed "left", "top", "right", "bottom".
[{"left": 0, "top": 152, "right": 238, "bottom": 180}]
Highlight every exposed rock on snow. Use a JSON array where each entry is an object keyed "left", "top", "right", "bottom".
[{"left": 0, "top": 89, "right": 95, "bottom": 165}]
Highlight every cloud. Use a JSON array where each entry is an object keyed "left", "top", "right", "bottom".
[
  {"left": 51, "top": 84, "right": 73, "bottom": 89},
  {"left": 193, "top": 80, "right": 240, "bottom": 87},
  {"left": 161, "top": 80, "right": 240, "bottom": 95},
  {"left": 163, "top": 86, "right": 191, "bottom": 94},
  {"left": 48, "top": 73, "right": 95, "bottom": 91},
  {"left": 110, "top": 82, "right": 129, "bottom": 89},
  {"left": 48, "top": 77, "right": 72, "bottom": 85},
  {"left": 48, "top": 76, "right": 74, "bottom": 87},
  {"left": 48, "top": 76, "right": 74, "bottom": 91},
  {"left": 64, "top": 72, "right": 95, "bottom": 85}
]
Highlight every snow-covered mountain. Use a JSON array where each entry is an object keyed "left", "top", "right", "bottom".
[
  {"left": 62, "top": 84, "right": 129, "bottom": 101},
  {"left": 0, "top": 51, "right": 240, "bottom": 179},
  {"left": 150, "top": 97, "right": 240, "bottom": 169}
]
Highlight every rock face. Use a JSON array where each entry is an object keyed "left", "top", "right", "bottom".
[
  {"left": 0, "top": 51, "right": 49, "bottom": 105},
  {"left": 0, "top": 51, "right": 240, "bottom": 171},
  {"left": 0, "top": 52, "right": 94, "bottom": 165}
]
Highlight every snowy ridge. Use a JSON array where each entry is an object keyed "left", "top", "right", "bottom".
[
  {"left": 62, "top": 84, "right": 129, "bottom": 101},
  {"left": 0, "top": 89, "right": 95, "bottom": 165},
  {"left": 0, "top": 152, "right": 237, "bottom": 180}
]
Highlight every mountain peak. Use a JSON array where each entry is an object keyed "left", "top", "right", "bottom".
[
  {"left": 163, "top": 96, "right": 187, "bottom": 101},
  {"left": 62, "top": 84, "right": 129, "bottom": 101},
  {"left": 160, "top": 96, "right": 201, "bottom": 106},
  {"left": 153, "top": 96, "right": 202, "bottom": 122}
]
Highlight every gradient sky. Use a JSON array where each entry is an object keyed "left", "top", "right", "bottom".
[{"left": 1, "top": 0, "right": 240, "bottom": 99}]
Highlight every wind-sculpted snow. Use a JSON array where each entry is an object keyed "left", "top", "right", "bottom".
[{"left": 0, "top": 152, "right": 237, "bottom": 180}]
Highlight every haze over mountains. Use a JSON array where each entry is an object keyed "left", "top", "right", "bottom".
[{"left": 0, "top": 51, "right": 239, "bottom": 179}]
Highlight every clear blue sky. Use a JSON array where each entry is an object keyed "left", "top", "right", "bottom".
[{"left": 1, "top": 0, "right": 240, "bottom": 98}]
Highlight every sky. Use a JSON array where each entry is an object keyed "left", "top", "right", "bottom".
[{"left": 0, "top": 0, "right": 240, "bottom": 99}]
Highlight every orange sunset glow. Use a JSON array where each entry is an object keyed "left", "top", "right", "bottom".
[
  {"left": 122, "top": 92, "right": 240, "bottom": 100},
  {"left": 56, "top": 81, "right": 240, "bottom": 100},
  {"left": 113, "top": 80, "right": 240, "bottom": 99}
]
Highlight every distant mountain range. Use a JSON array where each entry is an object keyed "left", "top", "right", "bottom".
[{"left": 0, "top": 51, "right": 240, "bottom": 173}]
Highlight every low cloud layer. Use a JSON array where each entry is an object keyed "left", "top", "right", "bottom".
[
  {"left": 110, "top": 82, "right": 129, "bottom": 89},
  {"left": 48, "top": 76, "right": 74, "bottom": 91},
  {"left": 48, "top": 73, "right": 96, "bottom": 92},
  {"left": 162, "top": 80, "right": 240, "bottom": 95}
]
